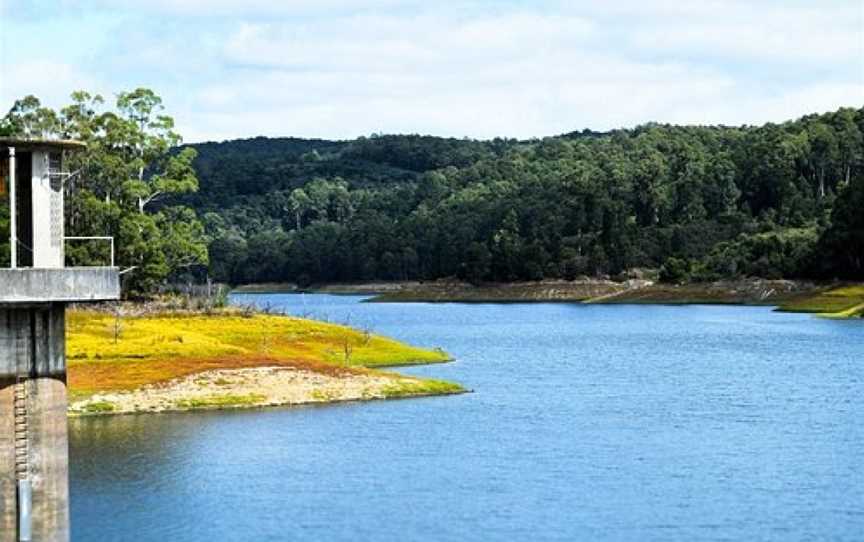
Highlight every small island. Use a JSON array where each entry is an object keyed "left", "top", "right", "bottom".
[{"left": 66, "top": 307, "right": 464, "bottom": 416}]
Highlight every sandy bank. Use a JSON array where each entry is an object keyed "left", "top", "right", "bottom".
[{"left": 69, "top": 366, "right": 464, "bottom": 416}]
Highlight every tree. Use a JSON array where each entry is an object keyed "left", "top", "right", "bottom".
[
  {"left": 2, "top": 96, "right": 58, "bottom": 138},
  {"left": 820, "top": 175, "right": 864, "bottom": 278},
  {"left": 833, "top": 108, "right": 863, "bottom": 188},
  {"left": 112, "top": 89, "right": 199, "bottom": 213},
  {"left": 287, "top": 188, "right": 311, "bottom": 230},
  {"left": 808, "top": 122, "right": 839, "bottom": 199}
]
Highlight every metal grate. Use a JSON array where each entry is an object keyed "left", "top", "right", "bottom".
[{"left": 49, "top": 153, "right": 63, "bottom": 248}]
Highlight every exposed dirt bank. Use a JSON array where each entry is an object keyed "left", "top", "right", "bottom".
[
  {"left": 232, "top": 278, "right": 860, "bottom": 317},
  {"left": 591, "top": 279, "right": 823, "bottom": 306},
  {"left": 367, "top": 279, "right": 630, "bottom": 303},
  {"left": 364, "top": 278, "right": 823, "bottom": 305},
  {"left": 233, "top": 282, "right": 419, "bottom": 294},
  {"left": 69, "top": 366, "right": 464, "bottom": 416}
]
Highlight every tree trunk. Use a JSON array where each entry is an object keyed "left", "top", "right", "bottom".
[{"left": 819, "top": 167, "right": 825, "bottom": 198}]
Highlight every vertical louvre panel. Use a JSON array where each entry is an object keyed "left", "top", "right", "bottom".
[{"left": 48, "top": 154, "right": 62, "bottom": 249}]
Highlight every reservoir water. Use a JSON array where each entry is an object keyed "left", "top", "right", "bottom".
[{"left": 70, "top": 295, "right": 864, "bottom": 541}]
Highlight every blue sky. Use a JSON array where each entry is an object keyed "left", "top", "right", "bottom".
[{"left": 1, "top": 0, "right": 862, "bottom": 143}]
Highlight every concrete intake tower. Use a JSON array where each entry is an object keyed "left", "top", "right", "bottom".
[{"left": 0, "top": 138, "right": 119, "bottom": 542}]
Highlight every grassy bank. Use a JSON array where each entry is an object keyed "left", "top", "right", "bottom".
[
  {"left": 67, "top": 309, "right": 462, "bottom": 414},
  {"left": 776, "top": 286, "right": 864, "bottom": 318}
]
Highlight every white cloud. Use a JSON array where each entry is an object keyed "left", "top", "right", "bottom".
[
  {"left": 0, "top": 60, "right": 103, "bottom": 108},
  {"left": 1, "top": 1, "right": 862, "bottom": 141},
  {"left": 628, "top": 4, "right": 862, "bottom": 66}
]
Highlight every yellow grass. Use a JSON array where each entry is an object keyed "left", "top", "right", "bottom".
[{"left": 67, "top": 310, "right": 452, "bottom": 395}]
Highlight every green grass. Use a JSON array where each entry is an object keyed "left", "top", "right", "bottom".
[
  {"left": 174, "top": 393, "right": 267, "bottom": 409},
  {"left": 381, "top": 378, "right": 466, "bottom": 399},
  {"left": 232, "top": 283, "right": 299, "bottom": 293},
  {"left": 778, "top": 285, "right": 864, "bottom": 318},
  {"left": 82, "top": 401, "right": 116, "bottom": 413}
]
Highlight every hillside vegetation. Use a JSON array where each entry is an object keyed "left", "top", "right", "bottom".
[
  {"left": 190, "top": 108, "right": 864, "bottom": 287},
  {"left": 2, "top": 92, "right": 862, "bottom": 295}
]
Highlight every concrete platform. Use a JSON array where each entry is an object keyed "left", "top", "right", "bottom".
[{"left": 0, "top": 268, "right": 120, "bottom": 304}]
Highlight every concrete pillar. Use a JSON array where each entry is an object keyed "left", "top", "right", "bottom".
[{"left": 0, "top": 304, "right": 69, "bottom": 542}]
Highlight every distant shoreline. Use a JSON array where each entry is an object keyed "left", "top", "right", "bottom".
[{"left": 231, "top": 279, "right": 864, "bottom": 318}]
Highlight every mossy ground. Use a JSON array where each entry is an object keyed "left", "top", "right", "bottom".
[
  {"left": 381, "top": 378, "right": 465, "bottom": 398},
  {"left": 778, "top": 286, "right": 864, "bottom": 318},
  {"left": 174, "top": 393, "right": 267, "bottom": 410},
  {"left": 67, "top": 309, "right": 456, "bottom": 399}
]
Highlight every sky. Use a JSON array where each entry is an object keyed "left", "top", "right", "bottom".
[{"left": 0, "top": 0, "right": 862, "bottom": 143}]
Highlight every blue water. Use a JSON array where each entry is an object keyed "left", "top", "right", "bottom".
[{"left": 70, "top": 295, "right": 864, "bottom": 541}]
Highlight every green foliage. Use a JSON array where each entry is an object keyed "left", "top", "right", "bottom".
[
  {"left": 659, "top": 257, "right": 692, "bottom": 284},
  {"left": 193, "top": 107, "right": 863, "bottom": 285},
  {"left": 819, "top": 175, "right": 864, "bottom": 278},
  {"left": 694, "top": 227, "right": 820, "bottom": 280}
]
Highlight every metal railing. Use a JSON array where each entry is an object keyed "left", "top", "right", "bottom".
[{"left": 63, "top": 236, "right": 115, "bottom": 267}]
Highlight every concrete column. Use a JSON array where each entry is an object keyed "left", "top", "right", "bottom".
[
  {"left": 8, "top": 147, "right": 16, "bottom": 269},
  {"left": 0, "top": 304, "right": 69, "bottom": 542}
]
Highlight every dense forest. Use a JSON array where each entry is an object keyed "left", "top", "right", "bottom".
[
  {"left": 189, "top": 107, "right": 863, "bottom": 286},
  {"left": 2, "top": 91, "right": 863, "bottom": 294}
]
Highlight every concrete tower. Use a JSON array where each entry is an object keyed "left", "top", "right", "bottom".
[{"left": 1, "top": 139, "right": 120, "bottom": 542}]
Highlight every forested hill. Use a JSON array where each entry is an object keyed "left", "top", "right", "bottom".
[
  {"left": 186, "top": 134, "right": 511, "bottom": 206},
  {"left": 186, "top": 107, "right": 864, "bottom": 286}
]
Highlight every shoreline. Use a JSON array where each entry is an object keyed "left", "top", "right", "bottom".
[
  {"left": 232, "top": 278, "right": 863, "bottom": 318},
  {"left": 69, "top": 365, "right": 466, "bottom": 416}
]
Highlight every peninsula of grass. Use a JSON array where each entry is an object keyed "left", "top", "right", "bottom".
[
  {"left": 777, "top": 285, "right": 864, "bottom": 318},
  {"left": 66, "top": 309, "right": 460, "bottom": 409}
]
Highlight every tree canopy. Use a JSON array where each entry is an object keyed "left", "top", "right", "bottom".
[
  {"left": 189, "top": 107, "right": 864, "bottom": 286},
  {"left": 3, "top": 92, "right": 861, "bottom": 292}
]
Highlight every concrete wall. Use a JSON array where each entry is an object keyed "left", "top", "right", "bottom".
[
  {"left": 0, "top": 305, "right": 65, "bottom": 378},
  {"left": 0, "top": 377, "right": 15, "bottom": 541},
  {"left": 0, "top": 304, "right": 69, "bottom": 542},
  {"left": 0, "top": 268, "right": 120, "bottom": 304}
]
